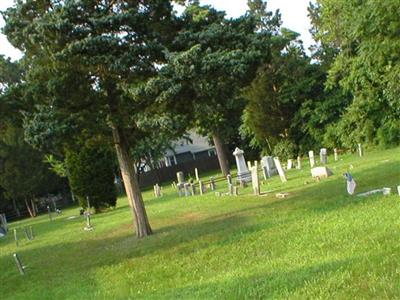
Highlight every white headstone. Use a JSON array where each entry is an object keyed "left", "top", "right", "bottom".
[
  {"left": 296, "top": 156, "right": 301, "bottom": 169},
  {"left": 308, "top": 151, "right": 315, "bottom": 168},
  {"left": 311, "top": 166, "right": 333, "bottom": 178},
  {"left": 334, "top": 148, "right": 338, "bottom": 161},
  {"left": 287, "top": 159, "right": 293, "bottom": 170},
  {"left": 261, "top": 156, "right": 277, "bottom": 178},
  {"left": 233, "top": 148, "right": 251, "bottom": 183},
  {"left": 251, "top": 166, "right": 260, "bottom": 195},
  {"left": 320, "top": 148, "right": 327, "bottom": 164},
  {"left": 273, "top": 157, "right": 287, "bottom": 183},
  {"left": 358, "top": 143, "right": 363, "bottom": 157}
]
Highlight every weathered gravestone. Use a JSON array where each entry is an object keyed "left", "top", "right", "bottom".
[
  {"left": 287, "top": 159, "right": 293, "bottom": 170},
  {"left": 13, "top": 253, "right": 25, "bottom": 275},
  {"left": 194, "top": 168, "right": 199, "bottom": 181},
  {"left": 190, "top": 183, "right": 196, "bottom": 196},
  {"left": 273, "top": 157, "right": 287, "bottom": 183},
  {"left": 311, "top": 166, "right": 333, "bottom": 179},
  {"left": 334, "top": 148, "right": 338, "bottom": 161},
  {"left": 227, "top": 175, "right": 233, "bottom": 195},
  {"left": 0, "top": 213, "right": 7, "bottom": 237},
  {"left": 358, "top": 143, "right": 363, "bottom": 157},
  {"left": 296, "top": 156, "right": 301, "bottom": 169},
  {"left": 233, "top": 148, "right": 251, "bottom": 183},
  {"left": 251, "top": 166, "right": 260, "bottom": 195},
  {"left": 184, "top": 183, "right": 191, "bottom": 197},
  {"left": 308, "top": 151, "right": 315, "bottom": 168},
  {"left": 199, "top": 181, "right": 205, "bottom": 195},
  {"left": 320, "top": 148, "right": 328, "bottom": 165},
  {"left": 209, "top": 177, "right": 216, "bottom": 191},
  {"left": 153, "top": 184, "right": 161, "bottom": 197},
  {"left": 261, "top": 156, "right": 277, "bottom": 179}
]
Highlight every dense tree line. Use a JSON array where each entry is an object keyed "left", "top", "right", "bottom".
[{"left": 0, "top": 0, "right": 398, "bottom": 236}]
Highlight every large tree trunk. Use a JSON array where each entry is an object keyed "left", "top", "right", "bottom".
[
  {"left": 212, "top": 133, "right": 230, "bottom": 176},
  {"left": 111, "top": 124, "right": 152, "bottom": 238},
  {"left": 24, "top": 198, "right": 36, "bottom": 218}
]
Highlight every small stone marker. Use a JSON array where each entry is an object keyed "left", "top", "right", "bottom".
[
  {"left": 383, "top": 187, "right": 391, "bottom": 196},
  {"left": 190, "top": 183, "right": 196, "bottom": 196},
  {"left": 358, "top": 143, "right": 363, "bottom": 157},
  {"left": 320, "top": 148, "right": 327, "bottom": 164},
  {"left": 276, "top": 192, "right": 289, "bottom": 198},
  {"left": 233, "top": 186, "right": 238, "bottom": 196},
  {"left": 0, "top": 213, "right": 8, "bottom": 236},
  {"left": 199, "top": 181, "right": 204, "bottom": 195},
  {"left": 13, "top": 253, "right": 25, "bottom": 275},
  {"left": 344, "top": 173, "right": 356, "bottom": 195},
  {"left": 177, "top": 184, "right": 183, "bottom": 197},
  {"left": 296, "top": 156, "right": 301, "bottom": 169},
  {"left": 84, "top": 212, "right": 93, "bottom": 231},
  {"left": 227, "top": 174, "right": 232, "bottom": 185},
  {"left": 397, "top": 185, "right": 400, "bottom": 196},
  {"left": 14, "top": 228, "right": 18, "bottom": 247},
  {"left": 47, "top": 205, "right": 52, "bottom": 221},
  {"left": 184, "top": 183, "right": 191, "bottom": 196},
  {"left": 195, "top": 168, "right": 199, "bottom": 181},
  {"left": 209, "top": 177, "right": 216, "bottom": 191},
  {"left": 247, "top": 161, "right": 252, "bottom": 170},
  {"left": 311, "top": 166, "right": 333, "bottom": 179},
  {"left": 251, "top": 166, "right": 260, "bottom": 195},
  {"left": 153, "top": 184, "right": 161, "bottom": 197},
  {"left": 287, "top": 159, "right": 293, "bottom": 170},
  {"left": 308, "top": 151, "right": 315, "bottom": 168},
  {"left": 273, "top": 157, "right": 287, "bottom": 183},
  {"left": 228, "top": 183, "right": 234, "bottom": 195},
  {"left": 334, "top": 148, "right": 338, "bottom": 161},
  {"left": 176, "top": 171, "right": 185, "bottom": 184}
]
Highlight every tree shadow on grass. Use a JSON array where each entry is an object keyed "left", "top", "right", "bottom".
[{"left": 141, "top": 257, "right": 355, "bottom": 299}]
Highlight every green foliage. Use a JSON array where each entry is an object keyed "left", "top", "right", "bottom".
[
  {"left": 0, "top": 126, "right": 62, "bottom": 202},
  {"left": 312, "top": 0, "right": 400, "bottom": 148},
  {"left": 65, "top": 145, "right": 117, "bottom": 211},
  {"left": 272, "top": 139, "right": 296, "bottom": 161}
]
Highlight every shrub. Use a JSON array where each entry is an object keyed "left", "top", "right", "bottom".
[
  {"left": 66, "top": 145, "right": 116, "bottom": 212},
  {"left": 272, "top": 140, "right": 296, "bottom": 161}
]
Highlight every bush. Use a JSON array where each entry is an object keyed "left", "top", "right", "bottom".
[
  {"left": 272, "top": 140, "right": 296, "bottom": 161},
  {"left": 376, "top": 119, "right": 400, "bottom": 148},
  {"left": 66, "top": 145, "right": 117, "bottom": 212}
]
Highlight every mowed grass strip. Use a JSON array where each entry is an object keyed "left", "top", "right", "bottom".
[{"left": 1, "top": 147, "right": 399, "bottom": 299}]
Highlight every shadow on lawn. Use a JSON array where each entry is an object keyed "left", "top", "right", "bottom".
[{"left": 143, "top": 257, "right": 355, "bottom": 299}]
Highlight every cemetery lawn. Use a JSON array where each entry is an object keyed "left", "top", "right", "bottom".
[{"left": 1, "top": 147, "right": 400, "bottom": 299}]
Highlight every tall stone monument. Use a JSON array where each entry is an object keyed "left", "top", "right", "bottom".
[{"left": 233, "top": 147, "right": 251, "bottom": 183}]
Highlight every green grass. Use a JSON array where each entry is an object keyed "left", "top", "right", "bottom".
[{"left": 1, "top": 147, "right": 400, "bottom": 299}]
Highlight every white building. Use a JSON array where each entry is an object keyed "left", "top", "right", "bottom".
[{"left": 163, "top": 132, "right": 216, "bottom": 167}]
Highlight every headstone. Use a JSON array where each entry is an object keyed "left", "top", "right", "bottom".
[
  {"left": 251, "top": 166, "right": 260, "bottom": 195},
  {"left": 0, "top": 213, "right": 8, "bottom": 235},
  {"left": 233, "top": 148, "right": 251, "bottom": 183},
  {"left": 199, "top": 181, "right": 204, "bottom": 195},
  {"left": 233, "top": 186, "right": 238, "bottom": 196},
  {"left": 84, "top": 212, "right": 93, "bottom": 231},
  {"left": 14, "top": 228, "right": 18, "bottom": 247},
  {"left": 13, "top": 253, "right": 25, "bottom": 275},
  {"left": 344, "top": 173, "right": 356, "bottom": 195},
  {"left": 194, "top": 168, "right": 199, "bottom": 181},
  {"left": 273, "top": 157, "right": 287, "bottom": 183},
  {"left": 296, "top": 156, "right": 301, "bottom": 169},
  {"left": 383, "top": 187, "right": 391, "bottom": 196},
  {"left": 398, "top": 185, "right": 400, "bottom": 196},
  {"left": 47, "top": 205, "right": 52, "bottom": 221},
  {"left": 176, "top": 171, "right": 185, "bottom": 184},
  {"left": 227, "top": 174, "right": 232, "bottom": 185},
  {"left": 334, "top": 148, "right": 338, "bottom": 161},
  {"left": 308, "top": 151, "right": 315, "bottom": 168},
  {"left": 247, "top": 161, "right": 252, "bottom": 171},
  {"left": 190, "top": 183, "right": 196, "bottom": 196},
  {"left": 311, "top": 166, "right": 333, "bottom": 178},
  {"left": 228, "top": 183, "right": 234, "bottom": 195},
  {"left": 261, "top": 156, "right": 277, "bottom": 179},
  {"left": 29, "top": 226, "right": 34, "bottom": 240},
  {"left": 358, "top": 143, "right": 363, "bottom": 157},
  {"left": 320, "top": 148, "right": 327, "bottom": 164},
  {"left": 184, "top": 183, "right": 191, "bottom": 196},
  {"left": 177, "top": 184, "right": 183, "bottom": 197},
  {"left": 209, "top": 177, "right": 216, "bottom": 191},
  {"left": 153, "top": 184, "right": 161, "bottom": 197},
  {"left": 287, "top": 159, "right": 293, "bottom": 170}
]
